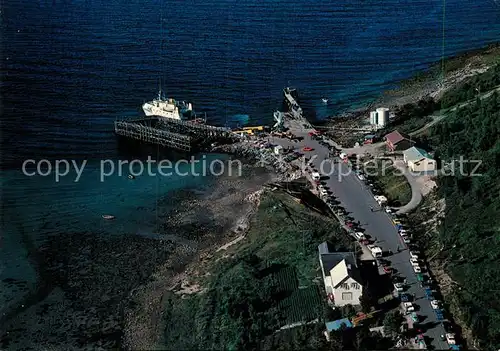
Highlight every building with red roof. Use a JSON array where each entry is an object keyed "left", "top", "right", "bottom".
[{"left": 384, "top": 130, "right": 415, "bottom": 152}]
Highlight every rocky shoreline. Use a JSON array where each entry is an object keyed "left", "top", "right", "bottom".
[{"left": 322, "top": 44, "right": 500, "bottom": 147}]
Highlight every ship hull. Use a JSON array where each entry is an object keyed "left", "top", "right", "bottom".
[{"left": 142, "top": 103, "right": 182, "bottom": 120}]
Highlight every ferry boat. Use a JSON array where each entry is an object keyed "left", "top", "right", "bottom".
[
  {"left": 102, "top": 215, "right": 115, "bottom": 220},
  {"left": 142, "top": 90, "right": 196, "bottom": 121}
]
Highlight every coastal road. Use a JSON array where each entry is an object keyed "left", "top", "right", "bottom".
[{"left": 272, "top": 127, "right": 448, "bottom": 349}]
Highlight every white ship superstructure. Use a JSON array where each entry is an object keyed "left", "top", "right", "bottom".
[{"left": 142, "top": 91, "right": 193, "bottom": 121}]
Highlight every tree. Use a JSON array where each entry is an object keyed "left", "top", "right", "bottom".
[
  {"left": 359, "top": 291, "right": 375, "bottom": 314},
  {"left": 383, "top": 310, "right": 403, "bottom": 339},
  {"left": 323, "top": 305, "right": 341, "bottom": 322},
  {"left": 340, "top": 304, "right": 356, "bottom": 319}
]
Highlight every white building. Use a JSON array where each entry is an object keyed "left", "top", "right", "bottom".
[
  {"left": 369, "top": 111, "right": 378, "bottom": 125},
  {"left": 376, "top": 107, "right": 389, "bottom": 127},
  {"left": 318, "top": 242, "right": 363, "bottom": 307},
  {"left": 369, "top": 108, "right": 390, "bottom": 128},
  {"left": 403, "top": 146, "right": 437, "bottom": 172}
]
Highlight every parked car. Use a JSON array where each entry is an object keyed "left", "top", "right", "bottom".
[
  {"left": 403, "top": 302, "right": 414, "bottom": 313},
  {"left": 446, "top": 333, "right": 456, "bottom": 345},
  {"left": 394, "top": 282, "right": 404, "bottom": 292},
  {"left": 410, "top": 312, "right": 419, "bottom": 322},
  {"left": 442, "top": 320, "right": 453, "bottom": 333},
  {"left": 410, "top": 258, "right": 419, "bottom": 266},
  {"left": 402, "top": 236, "right": 411, "bottom": 244},
  {"left": 379, "top": 258, "right": 390, "bottom": 266},
  {"left": 413, "top": 265, "right": 422, "bottom": 273},
  {"left": 409, "top": 251, "right": 420, "bottom": 259},
  {"left": 431, "top": 300, "right": 440, "bottom": 309},
  {"left": 425, "top": 288, "right": 434, "bottom": 300},
  {"left": 383, "top": 266, "right": 392, "bottom": 274},
  {"left": 354, "top": 232, "right": 365, "bottom": 240}
]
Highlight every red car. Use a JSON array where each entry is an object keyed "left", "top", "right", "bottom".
[
  {"left": 303, "top": 147, "right": 314, "bottom": 152},
  {"left": 383, "top": 266, "right": 392, "bottom": 274},
  {"left": 346, "top": 221, "right": 354, "bottom": 228}
]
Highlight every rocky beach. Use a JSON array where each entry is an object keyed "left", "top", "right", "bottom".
[{"left": 0, "top": 161, "right": 275, "bottom": 350}]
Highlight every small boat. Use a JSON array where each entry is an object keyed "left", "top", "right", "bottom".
[
  {"left": 128, "top": 175, "right": 135, "bottom": 179},
  {"left": 102, "top": 215, "right": 115, "bottom": 220},
  {"left": 322, "top": 98, "right": 328, "bottom": 103}
]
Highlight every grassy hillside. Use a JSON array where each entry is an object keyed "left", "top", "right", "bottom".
[
  {"left": 428, "top": 89, "right": 500, "bottom": 350},
  {"left": 160, "top": 190, "right": 353, "bottom": 350}
]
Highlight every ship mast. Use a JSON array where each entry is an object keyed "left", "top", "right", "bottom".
[{"left": 158, "top": 5, "right": 164, "bottom": 100}]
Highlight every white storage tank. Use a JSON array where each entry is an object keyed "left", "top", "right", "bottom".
[
  {"left": 369, "top": 111, "right": 378, "bottom": 125},
  {"left": 376, "top": 107, "right": 389, "bottom": 127}
]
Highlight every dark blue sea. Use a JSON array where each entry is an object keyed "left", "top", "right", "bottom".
[{"left": 1, "top": 0, "right": 499, "bottom": 347}]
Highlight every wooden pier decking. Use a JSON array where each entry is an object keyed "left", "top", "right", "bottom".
[{"left": 114, "top": 116, "right": 236, "bottom": 152}]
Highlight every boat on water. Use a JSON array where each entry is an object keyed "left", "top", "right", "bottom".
[
  {"left": 322, "top": 98, "right": 328, "bottom": 103},
  {"left": 142, "top": 90, "right": 196, "bottom": 121},
  {"left": 128, "top": 174, "right": 135, "bottom": 179},
  {"left": 102, "top": 215, "right": 115, "bottom": 220}
]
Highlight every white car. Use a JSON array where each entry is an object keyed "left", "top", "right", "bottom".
[
  {"left": 402, "top": 236, "right": 411, "bottom": 244},
  {"left": 409, "top": 251, "right": 419, "bottom": 259},
  {"left": 394, "top": 282, "right": 404, "bottom": 292},
  {"left": 354, "top": 232, "right": 365, "bottom": 240},
  {"left": 385, "top": 207, "right": 393, "bottom": 213},
  {"left": 357, "top": 174, "right": 366, "bottom": 181},
  {"left": 431, "top": 300, "right": 440, "bottom": 309},
  {"left": 399, "top": 229, "right": 408, "bottom": 235},
  {"left": 413, "top": 265, "right": 421, "bottom": 273},
  {"left": 446, "top": 333, "right": 456, "bottom": 345},
  {"left": 410, "top": 258, "right": 419, "bottom": 266},
  {"left": 403, "top": 302, "right": 414, "bottom": 313}
]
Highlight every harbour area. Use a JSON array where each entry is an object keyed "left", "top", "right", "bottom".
[{"left": 166, "top": 86, "right": 454, "bottom": 350}]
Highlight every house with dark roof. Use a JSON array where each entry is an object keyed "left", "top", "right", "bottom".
[
  {"left": 384, "top": 130, "right": 415, "bottom": 152},
  {"left": 318, "top": 242, "right": 363, "bottom": 307},
  {"left": 403, "top": 146, "right": 437, "bottom": 172}
]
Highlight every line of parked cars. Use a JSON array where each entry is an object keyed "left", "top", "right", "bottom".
[
  {"left": 309, "top": 165, "right": 373, "bottom": 247},
  {"left": 388, "top": 214, "right": 462, "bottom": 350},
  {"left": 319, "top": 150, "right": 462, "bottom": 350}
]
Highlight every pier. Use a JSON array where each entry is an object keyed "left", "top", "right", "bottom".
[
  {"left": 283, "top": 87, "right": 314, "bottom": 130},
  {"left": 283, "top": 87, "right": 303, "bottom": 119},
  {"left": 115, "top": 88, "right": 310, "bottom": 152},
  {"left": 114, "top": 116, "right": 237, "bottom": 152}
]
